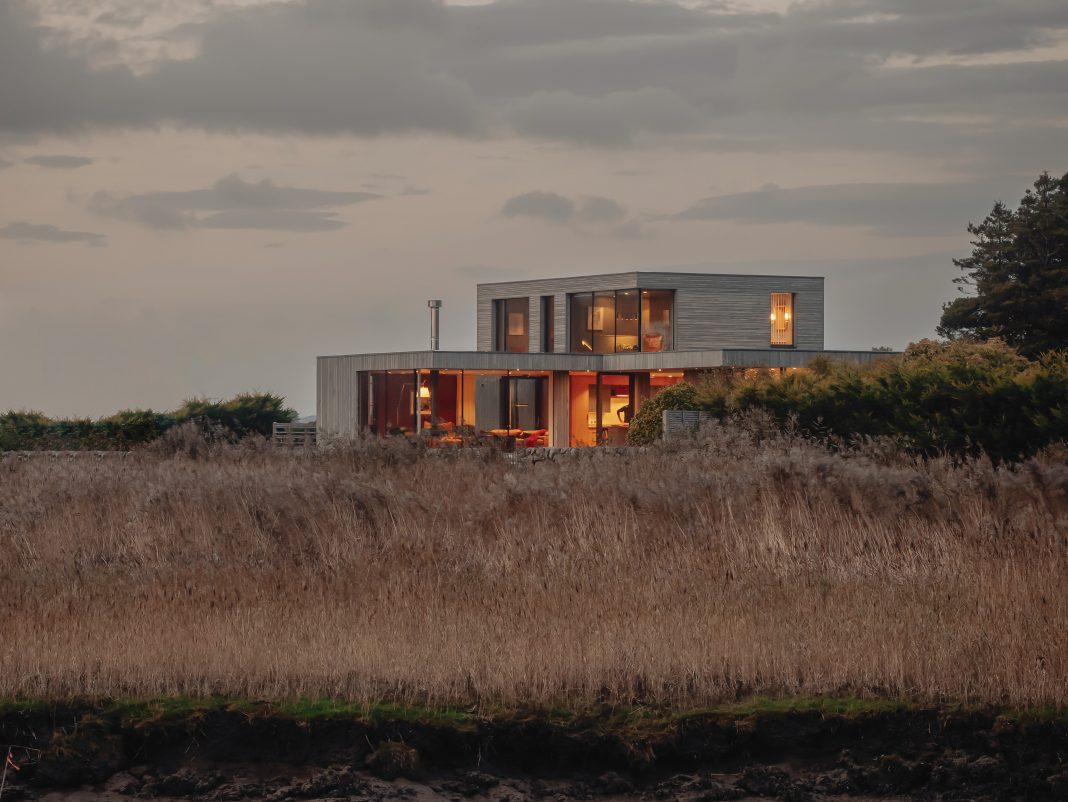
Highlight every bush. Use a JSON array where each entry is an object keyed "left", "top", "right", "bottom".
[
  {"left": 629, "top": 340, "right": 1068, "bottom": 461},
  {"left": 626, "top": 382, "right": 699, "bottom": 445},
  {"left": 0, "top": 393, "right": 297, "bottom": 452}
]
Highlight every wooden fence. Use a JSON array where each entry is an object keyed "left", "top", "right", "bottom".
[
  {"left": 662, "top": 410, "right": 713, "bottom": 441},
  {"left": 272, "top": 422, "right": 317, "bottom": 448}
]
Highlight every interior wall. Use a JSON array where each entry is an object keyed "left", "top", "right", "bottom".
[{"left": 569, "top": 374, "right": 597, "bottom": 447}]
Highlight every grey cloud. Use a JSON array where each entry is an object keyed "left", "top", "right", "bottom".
[
  {"left": 501, "top": 191, "right": 575, "bottom": 225},
  {"left": 0, "top": 221, "right": 106, "bottom": 246},
  {"left": 90, "top": 174, "right": 379, "bottom": 231},
  {"left": 195, "top": 210, "right": 347, "bottom": 232},
  {"left": 0, "top": 0, "right": 479, "bottom": 137},
  {"left": 2, "top": 0, "right": 1067, "bottom": 168},
  {"left": 502, "top": 190, "right": 637, "bottom": 237},
  {"left": 25, "top": 154, "right": 94, "bottom": 169},
  {"left": 613, "top": 219, "right": 653, "bottom": 240},
  {"left": 506, "top": 88, "right": 703, "bottom": 147},
  {"left": 674, "top": 181, "right": 1003, "bottom": 237},
  {"left": 577, "top": 196, "right": 626, "bottom": 224}
]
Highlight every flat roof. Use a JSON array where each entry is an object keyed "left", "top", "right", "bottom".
[
  {"left": 318, "top": 349, "right": 897, "bottom": 372},
  {"left": 475, "top": 269, "right": 825, "bottom": 288}
]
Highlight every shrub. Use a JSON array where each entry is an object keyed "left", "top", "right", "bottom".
[
  {"left": 0, "top": 393, "right": 297, "bottom": 451},
  {"left": 626, "top": 382, "right": 699, "bottom": 445},
  {"left": 629, "top": 340, "right": 1068, "bottom": 460}
]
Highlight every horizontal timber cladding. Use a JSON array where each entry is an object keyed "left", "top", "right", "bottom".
[
  {"left": 475, "top": 271, "right": 824, "bottom": 352},
  {"left": 718, "top": 349, "right": 896, "bottom": 368},
  {"left": 318, "top": 349, "right": 894, "bottom": 376}
]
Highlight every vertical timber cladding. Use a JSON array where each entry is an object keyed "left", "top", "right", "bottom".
[{"left": 316, "top": 356, "right": 362, "bottom": 440}]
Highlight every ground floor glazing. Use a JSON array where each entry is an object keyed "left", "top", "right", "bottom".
[{"left": 358, "top": 369, "right": 692, "bottom": 448}]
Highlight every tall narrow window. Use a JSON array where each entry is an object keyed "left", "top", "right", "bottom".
[
  {"left": 541, "top": 295, "right": 555, "bottom": 352},
  {"left": 770, "top": 292, "right": 794, "bottom": 346},
  {"left": 615, "top": 290, "right": 639, "bottom": 351},
  {"left": 494, "top": 297, "right": 529, "bottom": 352},
  {"left": 570, "top": 293, "right": 595, "bottom": 352},
  {"left": 592, "top": 291, "right": 616, "bottom": 354},
  {"left": 641, "top": 290, "right": 673, "bottom": 351}
]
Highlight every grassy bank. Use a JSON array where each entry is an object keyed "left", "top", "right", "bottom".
[{"left": 2, "top": 426, "right": 1066, "bottom": 708}]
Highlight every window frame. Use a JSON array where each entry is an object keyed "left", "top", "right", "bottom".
[
  {"left": 493, "top": 297, "right": 530, "bottom": 352},
  {"left": 566, "top": 289, "right": 674, "bottom": 353},
  {"left": 769, "top": 291, "right": 795, "bottom": 347}
]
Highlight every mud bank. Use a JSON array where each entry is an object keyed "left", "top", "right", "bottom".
[{"left": 1, "top": 701, "right": 1066, "bottom": 801}]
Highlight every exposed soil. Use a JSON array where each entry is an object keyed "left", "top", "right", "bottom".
[{"left": 1, "top": 703, "right": 1066, "bottom": 801}]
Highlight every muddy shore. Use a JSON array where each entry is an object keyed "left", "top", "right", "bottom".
[{"left": 1, "top": 702, "right": 1066, "bottom": 801}]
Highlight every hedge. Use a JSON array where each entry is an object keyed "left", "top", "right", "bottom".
[
  {"left": 0, "top": 392, "right": 297, "bottom": 451},
  {"left": 627, "top": 339, "right": 1068, "bottom": 462}
]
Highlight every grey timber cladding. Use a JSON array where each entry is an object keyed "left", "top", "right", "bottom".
[
  {"left": 476, "top": 271, "right": 824, "bottom": 352},
  {"left": 317, "top": 355, "right": 361, "bottom": 440}
]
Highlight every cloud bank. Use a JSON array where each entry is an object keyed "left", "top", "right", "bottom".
[
  {"left": 0, "top": 0, "right": 1063, "bottom": 164},
  {"left": 0, "top": 221, "right": 106, "bottom": 246},
  {"left": 89, "top": 174, "right": 380, "bottom": 231}
]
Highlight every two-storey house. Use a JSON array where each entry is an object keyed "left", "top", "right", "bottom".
[{"left": 317, "top": 271, "right": 892, "bottom": 447}]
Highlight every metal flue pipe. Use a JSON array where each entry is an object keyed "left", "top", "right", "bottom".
[{"left": 428, "top": 300, "right": 442, "bottom": 351}]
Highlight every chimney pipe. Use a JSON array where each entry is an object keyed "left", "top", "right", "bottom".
[{"left": 428, "top": 300, "right": 442, "bottom": 351}]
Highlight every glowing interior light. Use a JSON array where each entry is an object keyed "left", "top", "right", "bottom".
[
  {"left": 419, "top": 385, "right": 430, "bottom": 398},
  {"left": 784, "top": 311, "right": 791, "bottom": 322},
  {"left": 769, "top": 313, "right": 776, "bottom": 322}
]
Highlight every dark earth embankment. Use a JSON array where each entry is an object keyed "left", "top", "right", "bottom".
[{"left": 2, "top": 700, "right": 1067, "bottom": 801}]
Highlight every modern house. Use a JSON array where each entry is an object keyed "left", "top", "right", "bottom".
[{"left": 317, "top": 271, "right": 892, "bottom": 447}]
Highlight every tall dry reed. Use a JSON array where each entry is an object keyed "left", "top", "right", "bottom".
[{"left": 1, "top": 425, "right": 1066, "bottom": 708}]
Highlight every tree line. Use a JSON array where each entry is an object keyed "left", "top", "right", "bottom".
[{"left": 0, "top": 393, "right": 296, "bottom": 451}]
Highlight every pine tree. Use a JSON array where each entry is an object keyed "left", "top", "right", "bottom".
[{"left": 938, "top": 171, "right": 1068, "bottom": 357}]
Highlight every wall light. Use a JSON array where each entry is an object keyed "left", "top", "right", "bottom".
[{"left": 419, "top": 385, "right": 431, "bottom": 398}]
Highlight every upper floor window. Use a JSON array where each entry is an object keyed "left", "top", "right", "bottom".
[
  {"left": 641, "top": 289, "right": 673, "bottom": 352},
  {"left": 494, "top": 297, "right": 529, "bottom": 352},
  {"left": 568, "top": 289, "right": 673, "bottom": 353},
  {"left": 770, "top": 292, "right": 794, "bottom": 346}
]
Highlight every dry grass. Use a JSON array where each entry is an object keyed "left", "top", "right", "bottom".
[{"left": 1, "top": 424, "right": 1067, "bottom": 709}]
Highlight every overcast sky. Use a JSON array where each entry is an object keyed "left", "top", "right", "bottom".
[{"left": 2, "top": 0, "right": 1066, "bottom": 417}]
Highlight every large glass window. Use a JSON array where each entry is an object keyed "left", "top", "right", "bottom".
[
  {"left": 616, "top": 290, "right": 640, "bottom": 352},
  {"left": 569, "top": 293, "right": 595, "bottom": 352},
  {"left": 367, "top": 371, "right": 418, "bottom": 435},
  {"left": 569, "top": 289, "right": 673, "bottom": 353},
  {"left": 592, "top": 291, "right": 616, "bottom": 354},
  {"left": 770, "top": 292, "right": 794, "bottom": 346},
  {"left": 641, "top": 290, "right": 673, "bottom": 352},
  {"left": 494, "top": 297, "right": 529, "bottom": 352}
]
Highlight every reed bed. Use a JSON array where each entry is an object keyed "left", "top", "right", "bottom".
[{"left": 1, "top": 425, "right": 1066, "bottom": 708}]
